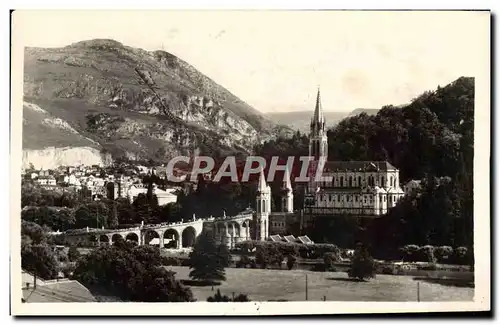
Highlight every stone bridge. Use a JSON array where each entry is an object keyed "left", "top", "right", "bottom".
[{"left": 66, "top": 210, "right": 256, "bottom": 249}]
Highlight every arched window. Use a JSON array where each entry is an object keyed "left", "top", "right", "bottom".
[
  {"left": 358, "top": 176, "right": 362, "bottom": 186},
  {"left": 332, "top": 176, "right": 335, "bottom": 187},
  {"left": 390, "top": 176, "right": 394, "bottom": 187},
  {"left": 340, "top": 176, "right": 344, "bottom": 187},
  {"left": 349, "top": 176, "right": 353, "bottom": 187}
]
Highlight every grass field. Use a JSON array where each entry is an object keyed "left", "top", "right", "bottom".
[{"left": 166, "top": 266, "right": 474, "bottom": 302}]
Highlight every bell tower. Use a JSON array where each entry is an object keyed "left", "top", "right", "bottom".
[
  {"left": 309, "top": 88, "right": 328, "bottom": 161},
  {"left": 255, "top": 169, "right": 271, "bottom": 241}
]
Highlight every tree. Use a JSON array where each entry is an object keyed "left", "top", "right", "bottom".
[
  {"left": 21, "top": 220, "right": 49, "bottom": 245},
  {"left": 217, "top": 242, "right": 233, "bottom": 268},
  {"left": 73, "top": 242, "right": 193, "bottom": 302},
  {"left": 348, "top": 244, "right": 376, "bottom": 281},
  {"left": 108, "top": 201, "right": 119, "bottom": 228},
  {"left": 116, "top": 197, "right": 136, "bottom": 225},
  {"left": 187, "top": 231, "right": 226, "bottom": 283},
  {"left": 21, "top": 244, "right": 60, "bottom": 280}
]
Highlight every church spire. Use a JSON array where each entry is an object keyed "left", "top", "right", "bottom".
[
  {"left": 313, "top": 87, "right": 324, "bottom": 123},
  {"left": 257, "top": 168, "right": 267, "bottom": 193}
]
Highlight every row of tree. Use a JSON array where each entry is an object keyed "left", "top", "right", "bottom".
[{"left": 21, "top": 183, "right": 184, "bottom": 231}]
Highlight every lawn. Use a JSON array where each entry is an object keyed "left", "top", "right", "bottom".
[{"left": 166, "top": 266, "right": 474, "bottom": 302}]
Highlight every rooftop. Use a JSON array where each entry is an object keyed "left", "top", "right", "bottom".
[
  {"left": 22, "top": 280, "right": 97, "bottom": 303},
  {"left": 323, "top": 161, "right": 397, "bottom": 172}
]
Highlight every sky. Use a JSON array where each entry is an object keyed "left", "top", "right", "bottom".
[{"left": 15, "top": 10, "right": 489, "bottom": 113}]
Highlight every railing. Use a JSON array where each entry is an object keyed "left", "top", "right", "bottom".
[{"left": 64, "top": 213, "right": 254, "bottom": 236}]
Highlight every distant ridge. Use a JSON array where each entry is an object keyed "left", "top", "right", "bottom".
[{"left": 266, "top": 108, "right": 380, "bottom": 133}]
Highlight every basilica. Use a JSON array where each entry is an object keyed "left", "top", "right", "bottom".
[{"left": 261, "top": 89, "right": 406, "bottom": 238}]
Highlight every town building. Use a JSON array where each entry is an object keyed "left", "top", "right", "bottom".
[
  {"left": 404, "top": 179, "right": 422, "bottom": 196},
  {"left": 126, "top": 184, "right": 178, "bottom": 206}
]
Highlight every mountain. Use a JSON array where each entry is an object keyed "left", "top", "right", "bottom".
[
  {"left": 23, "top": 39, "right": 291, "bottom": 169},
  {"left": 266, "top": 108, "right": 379, "bottom": 133},
  {"left": 347, "top": 108, "right": 380, "bottom": 118}
]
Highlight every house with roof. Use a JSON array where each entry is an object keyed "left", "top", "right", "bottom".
[
  {"left": 21, "top": 270, "right": 97, "bottom": 303},
  {"left": 404, "top": 179, "right": 422, "bottom": 195},
  {"left": 36, "top": 175, "right": 57, "bottom": 187},
  {"left": 126, "top": 184, "right": 178, "bottom": 206}
]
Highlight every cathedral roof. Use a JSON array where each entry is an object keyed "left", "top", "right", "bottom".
[{"left": 323, "top": 161, "right": 397, "bottom": 172}]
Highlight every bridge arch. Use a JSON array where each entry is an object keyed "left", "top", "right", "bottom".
[
  {"left": 111, "top": 234, "right": 123, "bottom": 244},
  {"left": 99, "top": 234, "right": 109, "bottom": 245},
  {"left": 88, "top": 234, "right": 98, "bottom": 246},
  {"left": 125, "top": 232, "right": 139, "bottom": 244},
  {"left": 182, "top": 226, "right": 196, "bottom": 248},
  {"left": 163, "top": 228, "right": 180, "bottom": 249},
  {"left": 214, "top": 222, "right": 224, "bottom": 235},
  {"left": 144, "top": 230, "right": 160, "bottom": 247}
]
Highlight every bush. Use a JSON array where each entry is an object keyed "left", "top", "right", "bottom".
[
  {"left": 419, "top": 264, "right": 438, "bottom": 271},
  {"left": 323, "top": 252, "right": 340, "bottom": 271},
  {"left": 162, "top": 256, "right": 181, "bottom": 266},
  {"left": 207, "top": 289, "right": 251, "bottom": 302},
  {"left": 236, "top": 255, "right": 253, "bottom": 268},
  {"left": 400, "top": 244, "right": 420, "bottom": 262},
  {"left": 380, "top": 265, "right": 396, "bottom": 275},
  {"left": 348, "top": 244, "right": 376, "bottom": 281},
  {"left": 434, "top": 246, "right": 454, "bottom": 263},
  {"left": 235, "top": 241, "right": 339, "bottom": 260},
  {"left": 311, "top": 263, "right": 327, "bottom": 272},
  {"left": 62, "top": 263, "right": 76, "bottom": 278},
  {"left": 418, "top": 245, "right": 436, "bottom": 263},
  {"left": 56, "top": 249, "right": 69, "bottom": 263},
  {"left": 256, "top": 244, "right": 284, "bottom": 269},
  {"left": 453, "top": 246, "right": 473, "bottom": 265},
  {"left": 286, "top": 255, "right": 297, "bottom": 270},
  {"left": 68, "top": 246, "right": 81, "bottom": 262}
]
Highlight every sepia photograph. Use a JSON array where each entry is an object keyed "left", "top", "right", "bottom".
[{"left": 10, "top": 9, "right": 491, "bottom": 316}]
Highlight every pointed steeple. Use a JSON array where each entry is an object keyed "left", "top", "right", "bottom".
[
  {"left": 313, "top": 87, "right": 324, "bottom": 123},
  {"left": 283, "top": 167, "right": 292, "bottom": 191},
  {"left": 257, "top": 168, "right": 267, "bottom": 193}
]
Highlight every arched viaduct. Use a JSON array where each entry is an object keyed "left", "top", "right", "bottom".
[{"left": 67, "top": 211, "right": 257, "bottom": 249}]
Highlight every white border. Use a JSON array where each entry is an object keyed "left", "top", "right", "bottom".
[{"left": 7, "top": 5, "right": 492, "bottom": 317}]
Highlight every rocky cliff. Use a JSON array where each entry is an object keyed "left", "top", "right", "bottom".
[
  {"left": 22, "top": 147, "right": 112, "bottom": 170},
  {"left": 23, "top": 39, "right": 291, "bottom": 167}
]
